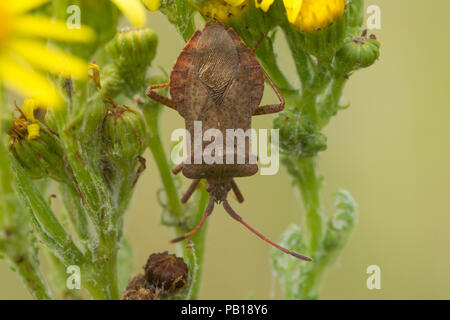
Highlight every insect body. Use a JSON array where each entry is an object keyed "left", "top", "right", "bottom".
[{"left": 146, "top": 22, "right": 311, "bottom": 261}]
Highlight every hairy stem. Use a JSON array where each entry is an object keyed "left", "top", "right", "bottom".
[
  {"left": 145, "top": 105, "right": 184, "bottom": 219},
  {"left": 294, "top": 158, "right": 324, "bottom": 254}
]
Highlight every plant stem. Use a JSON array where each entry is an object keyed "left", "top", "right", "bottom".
[
  {"left": 145, "top": 105, "right": 184, "bottom": 219},
  {"left": 179, "top": 186, "right": 209, "bottom": 300},
  {"left": 293, "top": 157, "right": 324, "bottom": 254}
]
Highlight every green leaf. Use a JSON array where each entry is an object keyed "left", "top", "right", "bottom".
[{"left": 11, "top": 155, "right": 83, "bottom": 265}]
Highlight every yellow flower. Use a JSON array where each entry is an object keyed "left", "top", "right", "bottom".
[
  {"left": 27, "top": 123, "right": 40, "bottom": 140},
  {"left": 88, "top": 63, "right": 102, "bottom": 89},
  {"left": 110, "top": 0, "right": 147, "bottom": 26},
  {"left": 283, "top": 0, "right": 347, "bottom": 32},
  {"left": 191, "top": 0, "right": 248, "bottom": 24},
  {"left": 224, "top": 0, "right": 247, "bottom": 6},
  {"left": 255, "top": 0, "right": 274, "bottom": 12},
  {"left": 21, "top": 98, "right": 38, "bottom": 122},
  {"left": 12, "top": 98, "right": 41, "bottom": 140},
  {"left": 0, "top": 0, "right": 95, "bottom": 106}
]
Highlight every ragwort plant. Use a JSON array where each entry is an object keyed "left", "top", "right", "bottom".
[{"left": 0, "top": 0, "right": 379, "bottom": 299}]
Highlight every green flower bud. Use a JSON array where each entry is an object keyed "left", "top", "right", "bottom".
[
  {"left": 274, "top": 112, "right": 327, "bottom": 158},
  {"left": 106, "top": 28, "right": 158, "bottom": 71},
  {"left": 9, "top": 124, "right": 71, "bottom": 183},
  {"left": 284, "top": 1, "right": 348, "bottom": 58},
  {"left": 105, "top": 28, "right": 158, "bottom": 94},
  {"left": 102, "top": 100, "right": 148, "bottom": 162},
  {"left": 347, "top": 0, "right": 364, "bottom": 30},
  {"left": 299, "top": 15, "right": 348, "bottom": 58},
  {"left": 336, "top": 32, "right": 380, "bottom": 73},
  {"left": 99, "top": 64, "right": 123, "bottom": 99}
]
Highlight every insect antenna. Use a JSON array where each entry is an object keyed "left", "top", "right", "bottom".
[
  {"left": 222, "top": 200, "right": 312, "bottom": 262},
  {"left": 170, "top": 197, "right": 215, "bottom": 243}
]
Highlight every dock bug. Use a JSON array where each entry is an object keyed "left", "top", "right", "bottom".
[{"left": 146, "top": 22, "right": 311, "bottom": 261}]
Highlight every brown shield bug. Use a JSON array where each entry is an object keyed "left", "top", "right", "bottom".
[{"left": 146, "top": 22, "right": 311, "bottom": 261}]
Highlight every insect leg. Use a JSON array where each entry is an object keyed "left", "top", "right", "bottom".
[
  {"left": 172, "top": 162, "right": 184, "bottom": 175},
  {"left": 252, "top": 69, "right": 285, "bottom": 116},
  {"left": 252, "top": 33, "right": 265, "bottom": 53},
  {"left": 230, "top": 179, "right": 244, "bottom": 203},
  {"left": 223, "top": 200, "right": 312, "bottom": 262},
  {"left": 181, "top": 179, "right": 201, "bottom": 204},
  {"left": 146, "top": 83, "right": 177, "bottom": 110},
  {"left": 170, "top": 198, "right": 215, "bottom": 243}
]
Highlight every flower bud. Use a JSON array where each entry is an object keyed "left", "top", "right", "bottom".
[
  {"left": 285, "top": 0, "right": 348, "bottom": 58},
  {"left": 105, "top": 28, "right": 158, "bottom": 94},
  {"left": 9, "top": 124, "right": 71, "bottom": 183},
  {"left": 144, "top": 251, "right": 188, "bottom": 292},
  {"left": 274, "top": 112, "right": 327, "bottom": 158},
  {"left": 106, "top": 28, "right": 158, "bottom": 71},
  {"left": 102, "top": 99, "right": 148, "bottom": 162},
  {"left": 347, "top": 0, "right": 364, "bottom": 30},
  {"left": 336, "top": 31, "right": 380, "bottom": 73},
  {"left": 8, "top": 100, "right": 71, "bottom": 183},
  {"left": 96, "top": 64, "right": 122, "bottom": 99}
]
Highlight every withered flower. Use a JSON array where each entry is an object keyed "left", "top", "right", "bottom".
[{"left": 144, "top": 251, "right": 188, "bottom": 292}]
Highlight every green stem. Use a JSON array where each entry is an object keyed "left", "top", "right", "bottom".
[
  {"left": 59, "top": 182, "right": 90, "bottom": 242},
  {"left": 297, "top": 246, "right": 339, "bottom": 299},
  {"left": 84, "top": 232, "right": 119, "bottom": 300},
  {"left": 318, "top": 76, "right": 347, "bottom": 128},
  {"left": 293, "top": 157, "right": 323, "bottom": 254},
  {"left": 179, "top": 186, "right": 209, "bottom": 300},
  {"left": 282, "top": 25, "right": 313, "bottom": 88},
  {"left": 144, "top": 105, "right": 183, "bottom": 218}
]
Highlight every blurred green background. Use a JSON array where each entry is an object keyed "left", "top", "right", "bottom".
[{"left": 1, "top": 0, "right": 450, "bottom": 299}]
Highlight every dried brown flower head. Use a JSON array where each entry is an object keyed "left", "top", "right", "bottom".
[
  {"left": 144, "top": 251, "right": 188, "bottom": 292},
  {"left": 121, "top": 274, "right": 160, "bottom": 300}
]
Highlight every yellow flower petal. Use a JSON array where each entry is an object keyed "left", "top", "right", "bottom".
[
  {"left": 283, "top": 0, "right": 303, "bottom": 24},
  {"left": 110, "top": 0, "right": 147, "bottom": 26},
  {"left": 141, "top": 0, "right": 161, "bottom": 12},
  {"left": 88, "top": 63, "right": 101, "bottom": 89},
  {"left": 5, "top": 0, "right": 50, "bottom": 14},
  {"left": 255, "top": 0, "right": 275, "bottom": 12},
  {"left": 8, "top": 39, "right": 88, "bottom": 79},
  {"left": 0, "top": 55, "right": 62, "bottom": 106},
  {"left": 291, "top": 0, "right": 347, "bottom": 32},
  {"left": 13, "top": 15, "right": 95, "bottom": 42},
  {"left": 224, "top": 0, "right": 247, "bottom": 6},
  {"left": 22, "top": 99, "right": 38, "bottom": 122},
  {"left": 27, "top": 123, "right": 40, "bottom": 140}
]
